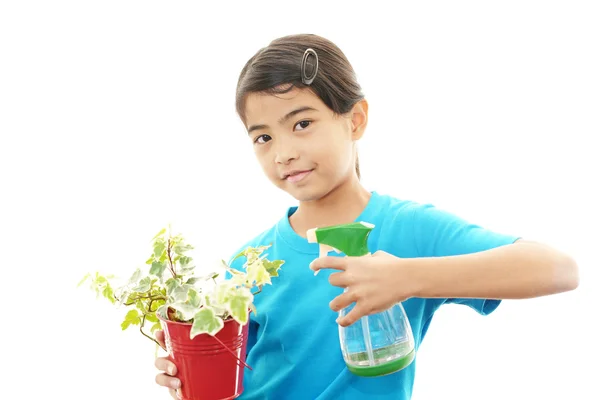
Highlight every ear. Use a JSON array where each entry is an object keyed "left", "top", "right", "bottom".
[{"left": 350, "top": 99, "right": 368, "bottom": 140}]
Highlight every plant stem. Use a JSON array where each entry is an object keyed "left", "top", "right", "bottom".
[
  {"left": 166, "top": 238, "right": 176, "bottom": 278},
  {"left": 123, "top": 294, "right": 166, "bottom": 306},
  {"left": 139, "top": 313, "right": 162, "bottom": 349}
]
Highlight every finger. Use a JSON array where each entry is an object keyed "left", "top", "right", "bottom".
[
  {"left": 329, "top": 290, "right": 356, "bottom": 312},
  {"left": 310, "top": 256, "right": 347, "bottom": 274},
  {"left": 156, "top": 373, "right": 181, "bottom": 391},
  {"left": 328, "top": 271, "right": 350, "bottom": 288},
  {"left": 155, "top": 357, "right": 178, "bottom": 376},
  {"left": 169, "top": 388, "right": 182, "bottom": 399},
  {"left": 155, "top": 330, "right": 166, "bottom": 350},
  {"left": 336, "top": 305, "right": 366, "bottom": 327}
]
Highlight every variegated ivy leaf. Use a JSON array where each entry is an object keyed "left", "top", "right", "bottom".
[
  {"left": 152, "top": 227, "right": 167, "bottom": 240},
  {"left": 204, "top": 293, "right": 227, "bottom": 317},
  {"left": 121, "top": 309, "right": 141, "bottom": 330},
  {"left": 174, "top": 244, "right": 194, "bottom": 256},
  {"left": 170, "top": 302, "right": 199, "bottom": 321},
  {"left": 156, "top": 304, "right": 169, "bottom": 320},
  {"left": 77, "top": 273, "right": 91, "bottom": 288},
  {"left": 230, "top": 271, "right": 248, "bottom": 287},
  {"left": 190, "top": 307, "right": 224, "bottom": 338},
  {"left": 179, "top": 255, "right": 192, "bottom": 267},
  {"left": 263, "top": 259, "right": 284, "bottom": 278},
  {"left": 165, "top": 278, "right": 179, "bottom": 296},
  {"left": 227, "top": 287, "right": 253, "bottom": 325},
  {"left": 171, "top": 285, "right": 190, "bottom": 303},
  {"left": 149, "top": 261, "right": 167, "bottom": 279},
  {"left": 213, "top": 280, "right": 234, "bottom": 305},
  {"left": 231, "top": 245, "right": 270, "bottom": 265},
  {"left": 128, "top": 268, "right": 143, "bottom": 285},
  {"left": 246, "top": 257, "right": 271, "bottom": 286},
  {"left": 150, "top": 321, "right": 162, "bottom": 333},
  {"left": 153, "top": 239, "right": 166, "bottom": 259},
  {"left": 132, "top": 277, "right": 151, "bottom": 292},
  {"left": 187, "top": 288, "right": 202, "bottom": 308}
]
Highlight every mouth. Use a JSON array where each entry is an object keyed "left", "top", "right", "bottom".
[{"left": 282, "top": 169, "right": 313, "bottom": 183}]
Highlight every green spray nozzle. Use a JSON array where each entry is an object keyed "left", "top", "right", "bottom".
[{"left": 307, "top": 221, "right": 375, "bottom": 258}]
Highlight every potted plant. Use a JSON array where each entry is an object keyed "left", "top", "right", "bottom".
[{"left": 79, "top": 226, "right": 284, "bottom": 400}]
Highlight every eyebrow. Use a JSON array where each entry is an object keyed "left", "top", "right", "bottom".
[{"left": 247, "top": 106, "right": 318, "bottom": 135}]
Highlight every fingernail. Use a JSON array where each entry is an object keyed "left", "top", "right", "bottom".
[{"left": 313, "top": 269, "right": 319, "bottom": 276}]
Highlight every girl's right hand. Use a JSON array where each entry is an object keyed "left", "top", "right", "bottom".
[{"left": 154, "top": 330, "right": 181, "bottom": 399}]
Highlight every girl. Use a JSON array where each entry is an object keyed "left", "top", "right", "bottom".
[{"left": 154, "top": 34, "right": 578, "bottom": 399}]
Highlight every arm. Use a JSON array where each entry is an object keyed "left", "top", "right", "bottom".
[{"left": 409, "top": 239, "right": 579, "bottom": 300}]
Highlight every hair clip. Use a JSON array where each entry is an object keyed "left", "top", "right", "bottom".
[{"left": 301, "top": 48, "right": 319, "bottom": 85}]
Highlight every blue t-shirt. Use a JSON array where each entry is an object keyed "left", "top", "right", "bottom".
[{"left": 228, "top": 191, "right": 519, "bottom": 399}]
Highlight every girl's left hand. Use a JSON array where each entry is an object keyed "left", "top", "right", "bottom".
[{"left": 310, "top": 251, "right": 420, "bottom": 327}]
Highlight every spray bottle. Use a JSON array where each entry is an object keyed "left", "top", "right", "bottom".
[{"left": 307, "top": 222, "right": 415, "bottom": 377}]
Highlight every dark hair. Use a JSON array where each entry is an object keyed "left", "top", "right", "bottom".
[{"left": 235, "top": 34, "right": 365, "bottom": 179}]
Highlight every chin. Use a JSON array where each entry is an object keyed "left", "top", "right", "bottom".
[{"left": 283, "top": 185, "right": 332, "bottom": 203}]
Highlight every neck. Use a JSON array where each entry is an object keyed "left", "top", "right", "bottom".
[{"left": 289, "top": 176, "right": 371, "bottom": 238}]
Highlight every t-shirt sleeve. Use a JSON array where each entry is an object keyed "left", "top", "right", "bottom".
[{"left": 412, "top": 203, "right": 521, "bottom": 315}]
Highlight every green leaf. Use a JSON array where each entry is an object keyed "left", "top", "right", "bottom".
[
  {"left": 187, "top": 289, "right": 202, "bottom": 308},
  {"left": 214, "top": 281, "right": 233, "bottom": 305},
  {"left": 151, "top": 299, "right": 165, "bottom": 312},
  {"left": 132, "top": 277, "right": 151, "bottom": 292},
  {"left": 227, "top": 288, "right": 253, "bottom": 325},
  {"left": 150, "top": 321, "right": 162, "bottom": 333},
  {"left": 230, "top": 249, "right": 246, "bottom": 263},
  {"left": 128, "top": 268, "right": 143, "bottom": 285},
  {"left": 102, "top": 285, "right": 115, "bottom": 304},
  {"left": 165, "top": 278, "right": 179, "bottom": 296},
  {"left": 190, "top": 307, "right": 224, "bottom": 338},
  {"left": 174, "top": 244, "right": 193, "bottom": 256},
  {"left": 171, "top": 285, "right": 189, "bottom": 303},
  {"left": 153, "top": 240, "right": 166, "bottom": 259},
  {"left": 179, "top": 256, "right": 192, "bottom": 267},
  {"left": 145, "top": 256, "right": 154, "bottom": 265},
  {"left": 170, "top": 302, "right": 199, "bottom": 321},
  {"left": 153, "top": 227, "right": 167, "bottom": 240},
  {"left": 246, "top": 258, "right": 271, "bottom": 286},
  {"left": 185, "top": 277, "right": 200, "bottom": 285},
  {"left": 249, "top": 302, "right": 257, "bottom": 316},
  {"left": 145, "top": 313, "right": 158, "bottom": 323},
  {"left": 121, "top": 309, "right": 141, "bottom": 330},
  {"left": 156, "top": 305, "right": 169, "bottom": 320},
  {"left": 149, "top": 261, "right": 167, "bottom": 278},
  {"left": 77, "top": 273, "right": 91, "bottom": 288},
  {"left": 263, "top": 259, "right": 284, "bottom": 278}
]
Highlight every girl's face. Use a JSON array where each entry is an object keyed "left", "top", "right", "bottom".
[{"left": 243, "top": 87, "right": 367, "bottom": 202}]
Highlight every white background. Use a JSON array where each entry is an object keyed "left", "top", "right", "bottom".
[{"left": 1, "top": 1, "right": 598, "bottom": 399}]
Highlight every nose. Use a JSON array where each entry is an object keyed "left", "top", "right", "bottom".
[{"left": 273, "top": 137, "right": 299, "bottom": 165}]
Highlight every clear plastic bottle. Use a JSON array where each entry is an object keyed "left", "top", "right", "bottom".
[
  {"left": 339, "top": 302, "right": 415, "bottom": 377},
  {"left": 306, "top": 222, "right": 416, "bottom": 377}
]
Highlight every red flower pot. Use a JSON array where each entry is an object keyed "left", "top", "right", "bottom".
[{"left": 159, "top": 315, "right": 250, "bottom": 400}]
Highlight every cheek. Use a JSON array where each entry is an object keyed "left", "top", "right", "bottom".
[
  {"left": 315, "top": 140, "right": 353, "bottom": 173},
  {"left": 254, "top": 148, "right": 278, "bottom": 177}
]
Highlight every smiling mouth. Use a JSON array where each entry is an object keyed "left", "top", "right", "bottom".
[{"left": 283, "top": 170, "right": 313, "bottom": 183}]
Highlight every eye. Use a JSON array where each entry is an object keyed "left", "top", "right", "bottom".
[
  {"left": 254, "top": 134, "right": 272, "bottom": 144},
  {"left": 294, "top": 120, "right": 311, "bottom": 130}
]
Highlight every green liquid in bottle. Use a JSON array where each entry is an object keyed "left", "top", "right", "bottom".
[{"left": 345, "top": 341, "right": 415, "bottom": 377}]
